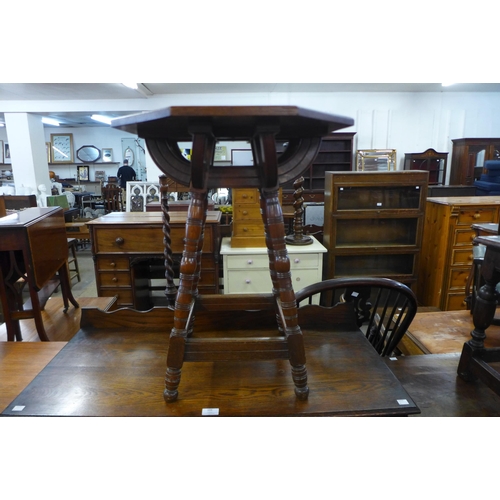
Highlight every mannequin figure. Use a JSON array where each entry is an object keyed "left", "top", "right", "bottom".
[{"left": 38, "top": 184, "right": 48, "bottom": 207}]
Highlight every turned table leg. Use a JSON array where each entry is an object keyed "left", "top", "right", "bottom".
[{"left": 260, "top": 186, "right": 309, "bottom": 400}]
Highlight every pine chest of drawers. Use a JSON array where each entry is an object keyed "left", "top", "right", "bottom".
[
  {"left": 87, "top": 211, "right": 221, "bottom": 309},
  {"left": 417, "top": 196, "right": 500, "bottom": 310}
]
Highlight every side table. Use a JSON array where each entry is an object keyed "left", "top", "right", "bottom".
[
  {"left": 458, "top": 234, "right": 500, "bottom": 394},
  {"left": 113, "top": 105, "right": 354, "bottom": 402}
]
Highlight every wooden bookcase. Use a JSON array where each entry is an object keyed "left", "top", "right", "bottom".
[
  {"left": 281, "top": 132, "right": 355, "bottom": 206},
  {"left": 449, "top": 138, "right": 500, "bottom": 186},
  {"left": 323, "top": 170, "right": 429, "bottom": 291}
]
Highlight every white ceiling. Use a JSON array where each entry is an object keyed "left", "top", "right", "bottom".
[{"left": 1, "top": 83, "right": 500, "bottom": 127}]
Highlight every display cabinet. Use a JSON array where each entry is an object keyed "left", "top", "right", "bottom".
[
  {"left": 323, "top": 170, "right": 429, "bottom": 290},
  {"left": 281, "top": 132, "right": 355, "bottom": 206},
  {"left": 404, "top": 148, "right": 448, "bottom": 185},
  {"left": 449, "top": 138, "right": 500, "bottom": 186},
  {"left": 417, "top": 196, "right": 500, "bottom": 311}
]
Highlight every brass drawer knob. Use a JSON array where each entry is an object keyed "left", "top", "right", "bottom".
[
  {"left": 473, "top": 213, "right": 480, "bottom": 219},
  {"left": 110, "top": 261, "right": 116, "bottom": 267},
  {"left": 112, "top": 277, "right": 118, "bottom": 282}
]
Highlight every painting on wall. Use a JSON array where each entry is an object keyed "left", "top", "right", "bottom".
[{"left": 4, "top": 142, "right": 10, "bottom": 164}]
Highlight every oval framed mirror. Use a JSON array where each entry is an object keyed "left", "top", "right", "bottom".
[
  {"left": 124, "top": 147, "right": 135, "bottom": 166},
  {"left": 76, "top": 145, "right": 101, "bottom": 163}
]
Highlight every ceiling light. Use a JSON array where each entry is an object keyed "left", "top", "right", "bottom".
[
  {"left": 122, "top": 82, "right": 153, "bottom": 96},
  {"left": 441, "top": 83, "right": 456, "bottom": 87},
  {"left": 42, "top": 117, "right": 60, "bottom": 126},
  {"left": 91, "top": 114, "right": 113, "bottom": 125},
  {"left": 0, "top": 122, "right": 4, "bottom": 127}
]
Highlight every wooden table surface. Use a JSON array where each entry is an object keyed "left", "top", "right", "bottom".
[
  {"left": 0, "top": 342, "right": 67, "bottom": 412},
  {"left": 1, "top": 318, "right": 419, "bottom": 417}
]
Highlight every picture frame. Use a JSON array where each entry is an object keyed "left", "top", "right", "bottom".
[
  {"left": 46, "top": 142, "right": 51, "bottom": 163},
  {"left": 0, "top": 140, "right": 3, "bottom": 163},
  {"left": 231, "top": 149, "right": 253, "bottom": 166},
  {"left": 50, "top": 133, "right": 74, "bottom": 163},
  {"left": 102, "top": 148, "right": 113, "bottom": 162},
  {"left": 4, "top": 142, "right": 11, "bottom": 164},
  {"left": 77, "top": 165, "right": 89, "bottom": 182}
]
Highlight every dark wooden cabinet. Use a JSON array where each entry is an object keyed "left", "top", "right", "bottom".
[
  {"left": 404, "top": 148, "right": 448, "bottom": 185},
  {"left": 449, "top": 138, "right": 500, "bottom": 186},
  {"left": 282, "top": 132, "right": 355, "bottom": 205},
  {"left": 323, "top": 170, "right": 428, "bottom": 291}
]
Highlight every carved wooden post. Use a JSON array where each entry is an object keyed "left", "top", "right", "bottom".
[
  {"left": 285, "top": 176, "right": 312, "bottom": 245},
  {"left": 159, "top": 175, "right": 177, "bottom": 306}
]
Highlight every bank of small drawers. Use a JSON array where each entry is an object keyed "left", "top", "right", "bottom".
[
  {"left": 418, "top": 198, "right": 500, "bottom": 311},
  {"left": 221, "top": 236, "right": 326, "bottom": 299},
  {"left": 231, "top": 188, "right": 282, "bottom": 248}
]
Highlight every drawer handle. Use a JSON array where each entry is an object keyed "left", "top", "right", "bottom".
[
  {"left": 243, "top": 210, "right": 248, "bottom": 215},
  {"left": 245, "top": 279, "right": 251, "bottom": 284},
  {"left": 243, "top": 227, "right": 248, "bottom": 232},
  {"left": 473, "top": 213, "right": 480, "bottom": 219},
  {"left": 115, "top": 237, "right": 124, "bottom": 246},
  {"left": 294, "top": 258, "right": 300, "bottom": 263},
  {"left": 112, "top": 277, "right": 118, "bottom": 282},
  {"left": 110, "top": 261, "right": 116, "bottom": 267},
  {"left": 242, "top": 194, "right": 248, "bottom": 199},
  {"left": 247, "top": 259, "right": 253, "bottom": 265}
]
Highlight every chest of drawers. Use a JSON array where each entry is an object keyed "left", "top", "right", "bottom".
[
  {"left": 87, "top": 211, "right": 221, "bottom": 310},
  {"left": 417, "top": 196, "right": 500, "bottom": 310},
  {"left": 220, "top": 236, "right": 326, "bottom": 300}
]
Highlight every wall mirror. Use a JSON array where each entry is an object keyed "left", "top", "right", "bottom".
[
  {"left": 356, "top": 149, "right": 396, "bottom": 171},
  {"left": 76, "top": 145, "right": 101, "bottom": 163}
]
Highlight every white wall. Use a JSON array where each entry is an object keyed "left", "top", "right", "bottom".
[{"left": 2, "top": 90, "right": 500, "bottom": 185}]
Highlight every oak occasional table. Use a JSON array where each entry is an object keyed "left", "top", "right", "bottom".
[{"left": 113, "top": 106, "right": 354, "bottom": 402}]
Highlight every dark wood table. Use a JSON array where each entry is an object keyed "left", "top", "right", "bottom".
[
  {"left": 0, "top": 207, "right": 79, "bottom": 341},
  {"left": 458, "top": 234, "right": 500, "bottom": 394},
  {"left": 1, "top": 305, "right": 419, "bottom": 417},
  {"left": 113, "top": 105, "right": 355, "bottom": 402}
]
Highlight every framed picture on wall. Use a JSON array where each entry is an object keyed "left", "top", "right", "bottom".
[
  {"left": 231, "top": 149, "right": 253, "bottom": 166},
  {"left": 77, "top": 165, "right": 89, "bottom": 182},
  {"left": 4, "top": 142, "right": 11, "bottom": 164},
  {"left": 0, "top": 140, "right": 3, "bottom": 163},
  {"left": 51, "top": 133, "right": 74, "bottom": 163},
  {"left": 102, "top": 148, "right": 113, "bottom": 162}
]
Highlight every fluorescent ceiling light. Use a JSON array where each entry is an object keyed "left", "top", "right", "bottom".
[
  {"left": 91, "top": 114, "right": 113, "bottom": 125},
  {"left": 122, "top": 82, "right": 153, "bottom": 96},
  {"left": 0, "top": 122, "right": 4, "bottom": 127},
  {"left": 42, "top": 117, "right": 60, "bottom": 126},
  {"left": 441, "top": 83, "right": 456, "bottom": 87}
]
